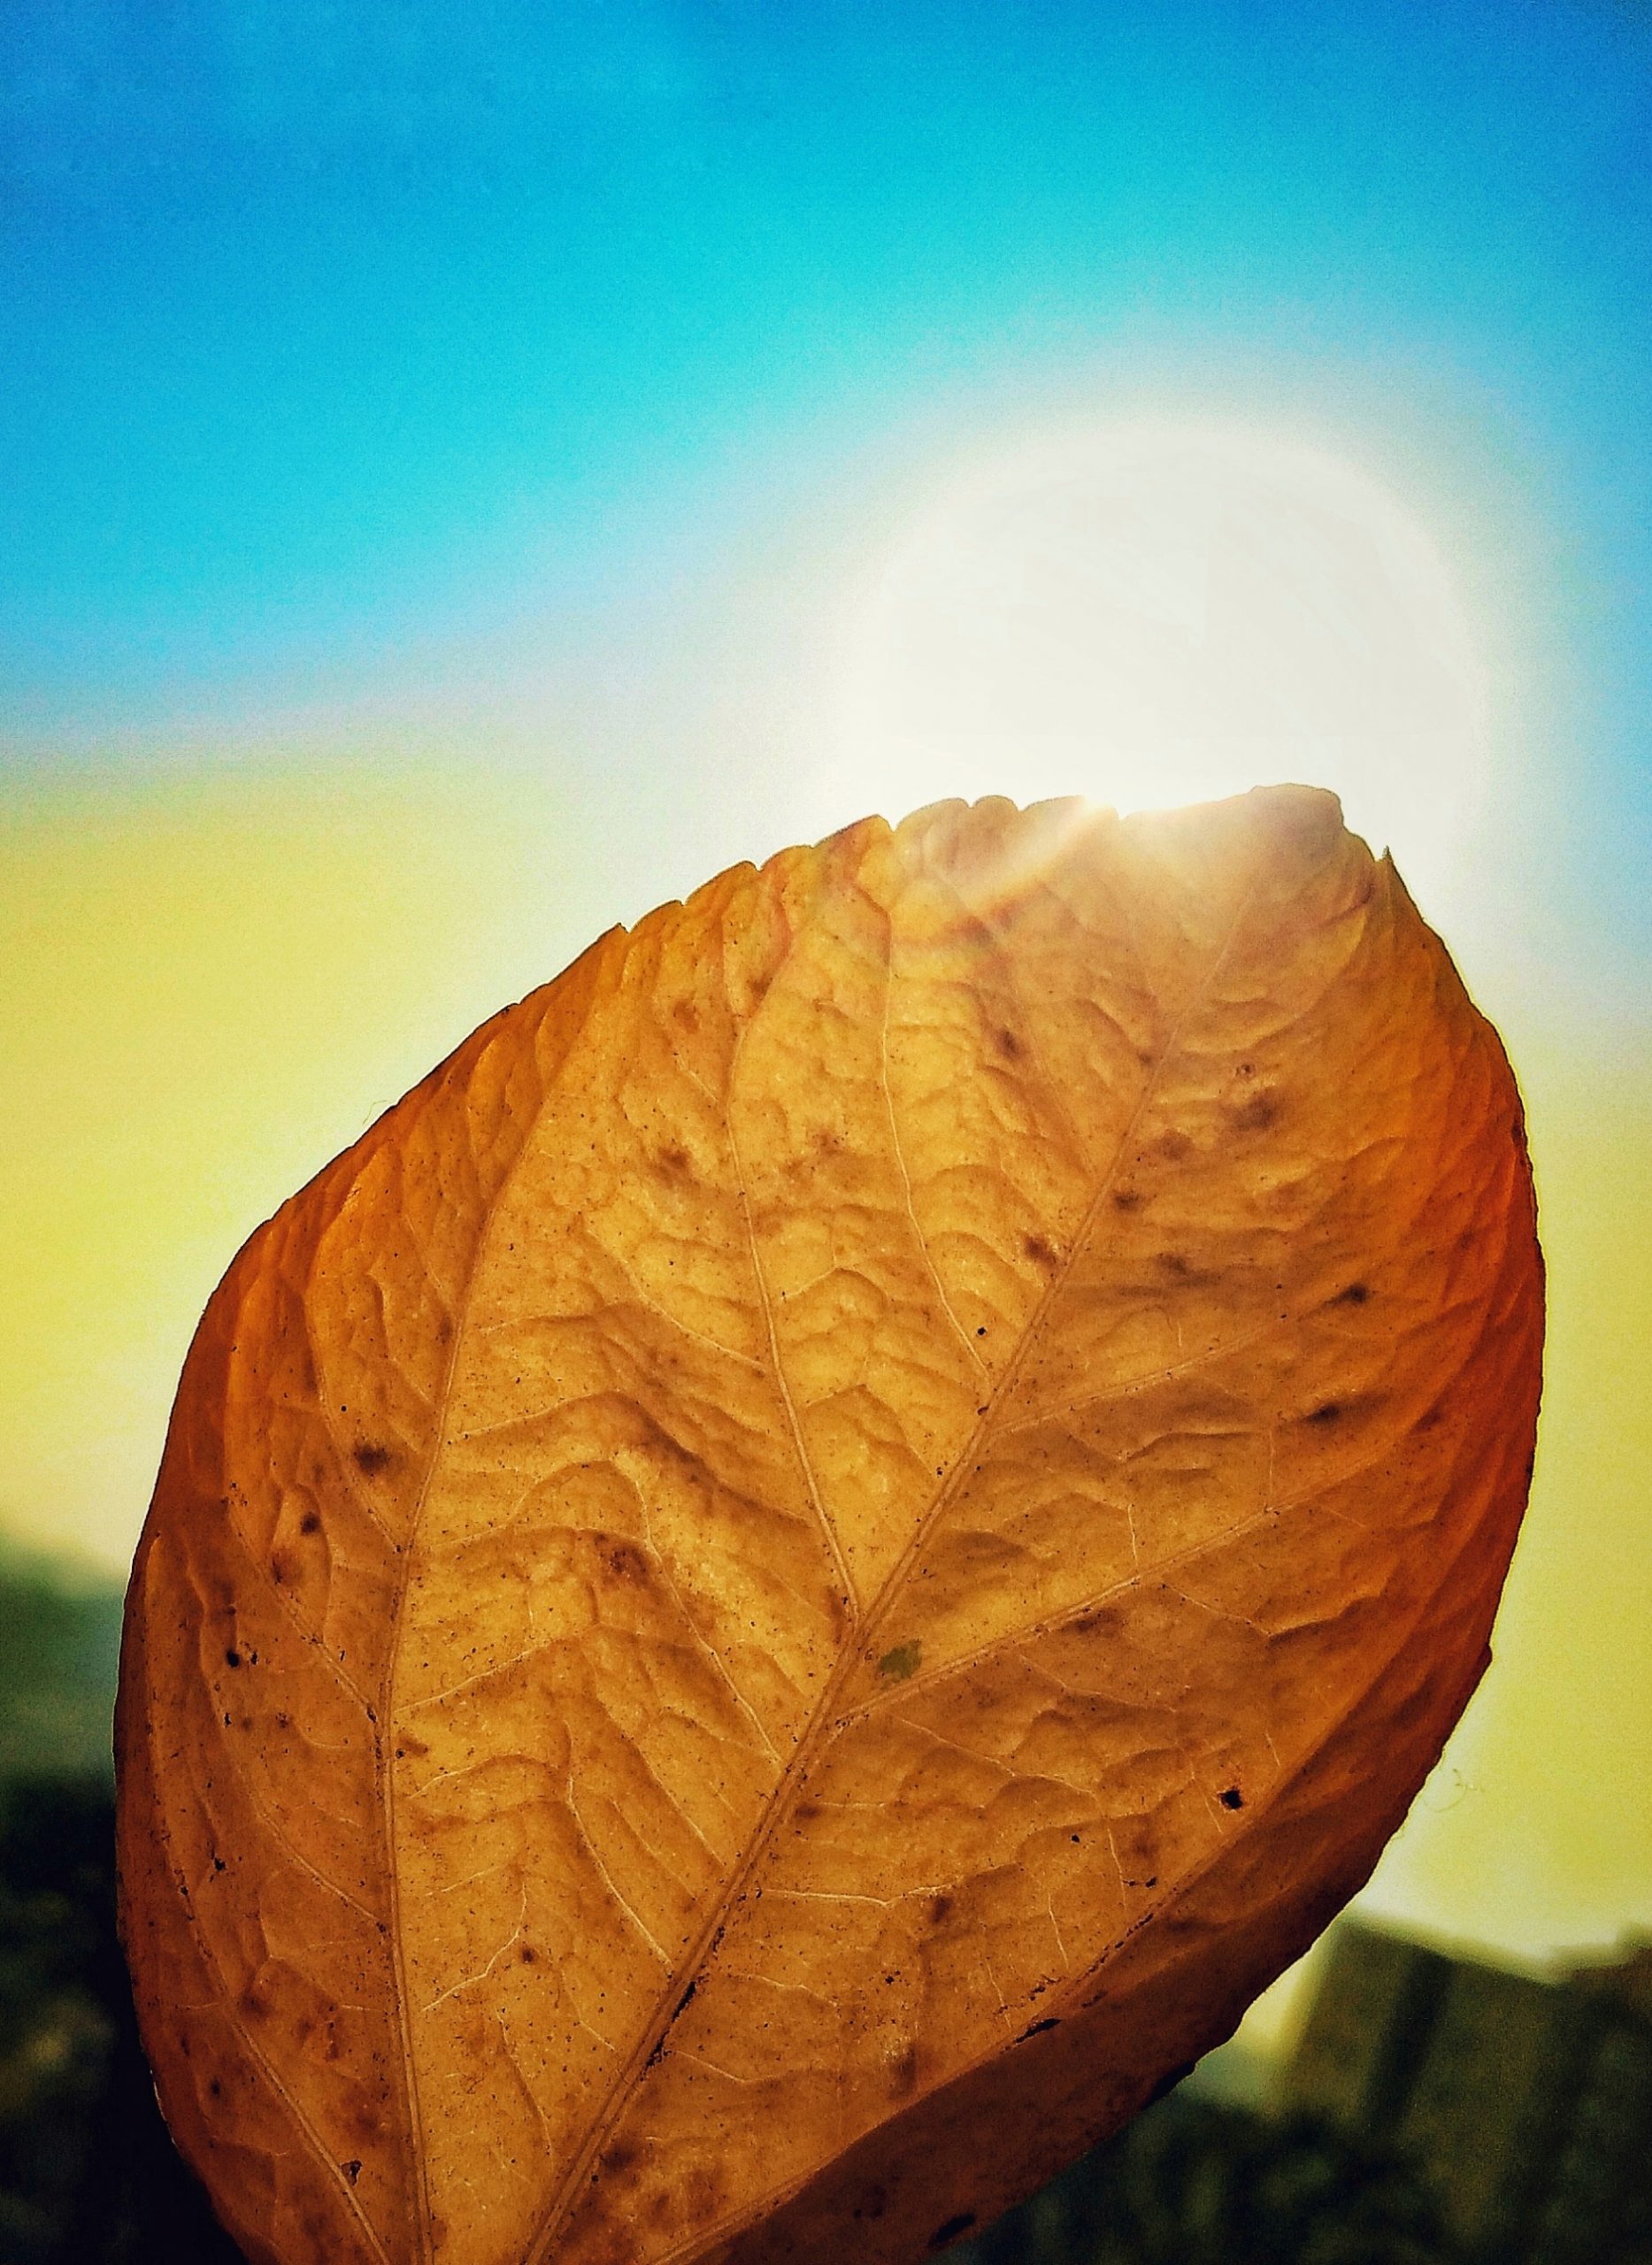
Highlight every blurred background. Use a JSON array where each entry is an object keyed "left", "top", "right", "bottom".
[{"left": 3, "top": 2, "right": 1649, "bottom": 2257}]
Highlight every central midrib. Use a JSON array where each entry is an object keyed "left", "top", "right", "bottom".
[{"left": 520, "top": 872, "right": 1262, "bottom": 2262}]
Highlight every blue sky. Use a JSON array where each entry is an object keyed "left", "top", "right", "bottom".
[
  {"left": 4, "top": 3, "right": 1649, "bottom": 797},
  {"left": 6, "top": 0, "right": 1652, "bottom": 984}
]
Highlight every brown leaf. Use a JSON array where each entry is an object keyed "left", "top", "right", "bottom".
[{"left": 116, "top": 788, "right": 1543, "bottom": 2265}]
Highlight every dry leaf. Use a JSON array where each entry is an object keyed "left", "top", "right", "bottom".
[{"left": 116, "top": 787, "right": 1542, "bottom": 2265}]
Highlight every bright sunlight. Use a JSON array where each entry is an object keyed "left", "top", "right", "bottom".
[{"left": 820, "top": 422, "right": 1489, "bottom": 899}]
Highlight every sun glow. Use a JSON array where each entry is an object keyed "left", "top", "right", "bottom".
[{"left": 820, "top": 422, "right": 1489, "bottom": 898}]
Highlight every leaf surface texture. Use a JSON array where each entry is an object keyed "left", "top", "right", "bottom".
[{"left": 117, "top": 789, "right": 1543, "bottom": 2265}]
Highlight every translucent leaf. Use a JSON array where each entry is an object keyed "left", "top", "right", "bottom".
[{"left": 116, "top": 789, "right": 1543, "bottom": 2265}]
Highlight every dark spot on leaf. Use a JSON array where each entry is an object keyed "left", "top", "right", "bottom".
[
  {"left": 1111, "top": 1186, "right": 1142, "bottom": 1211},
  {"left": 1023, "top": 1234, "right": 1057, "bottom": 1268},
  {"left": 519, "top": 1946, "right": 536, "bottom": 1964},
  {"left": 352, "top": 1443, "right": 393, "bottom": 1477},
  {"left": 603, "top": 2142, "right": 638, "bottom": 2175},
  {"left": 1156, "top": 1251, "right": 1193, "bottom": 1278},
  {"left": 269, "top": 1552, "right": 290, "bottom": 1585},
  {"left": 931, "top": 2212, "right": 977, "bottom": 2247},
  {"left": 976, "top": 1325, "right": 987, "bottom": 1336},
  {"left": 674, "top": 1977, "right": 698, "bottom": 2018},
  {"left": 1220, "top": 1786, "right": 1244, "bottom": 1809},
  {"left": 299, "top": 1509, "right": 321, "bottom": 1535},
  {"left": 996, "top": 1027, "right": 1021, "bottom": 1058},
  {"left": 343, "top": 2161, "right": 361, "bottom": 2185},
  {"left": 212, "top": 1855, "right": 226, "bottom": 1872},
  {"left": 1232, "top": 1088, "right": 1281, "bottom": 1132},
  {"left": 878, "top": 1639, "right": 922, "bottom": 1682},
  {"left": 657, "top": 1141, "right": 692, "bottom": 1176},
  {"left": 683, "top": 2165, "right": 722, "bottom": 2224},
  {"left": 224, "top": 1648, "right": 241, "bottom": 1669},
  {"left": 1156, "top": 1126, "right": 1193, "bottom": 1161},
  {"left": 1307, "top": 1401, "right": 1342, "bottom": 1425},
  {"left": 1018, "top": 2016, "right": 1061, "bottom": 2039},
  {"left": 596, "top": 1536, "right": 650, "bottom": 1585},
  {"left": 929, "top": 1892, "right": 953, "bottom": 1923},
  {"left": 1334, "top": 1281, "right": 1371, "bottom": 1306},
  {"left": 209, "top": 2078, "right": 221, "bottom": 2098}
]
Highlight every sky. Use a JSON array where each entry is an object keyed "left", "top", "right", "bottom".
[{"left": 3, "top": 0, "right": 1649, "bottom": 1993}]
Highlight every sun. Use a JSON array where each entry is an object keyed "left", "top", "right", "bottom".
[{"left": 818, "top": 420, "right": 1489, "bottom": 899}]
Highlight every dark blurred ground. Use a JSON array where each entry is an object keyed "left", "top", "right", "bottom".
[
  {"left": 0, "top": 1544, "right": 242, "bottom": 2262},
  {"left": 0, "top": 1770, "right": 244, "bottom": 2263},
  {"left": 0, "top": 1545, "right": 121, "bottom": 1787}
]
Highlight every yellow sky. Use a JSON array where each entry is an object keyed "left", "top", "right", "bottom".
[
  {"left": 3, "top": 750, "right": 1648, "bottom": 1987},
  {"left": 1, "top": 755, "right": 594, "bottom": 1568}
]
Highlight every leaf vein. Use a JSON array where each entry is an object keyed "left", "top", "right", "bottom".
[
  {"left": 524, "top": 860, "right": 1262, "bottom": 2261},
  {"left": 876, "top": 935, "right": 987, "bottom": 1379}
]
